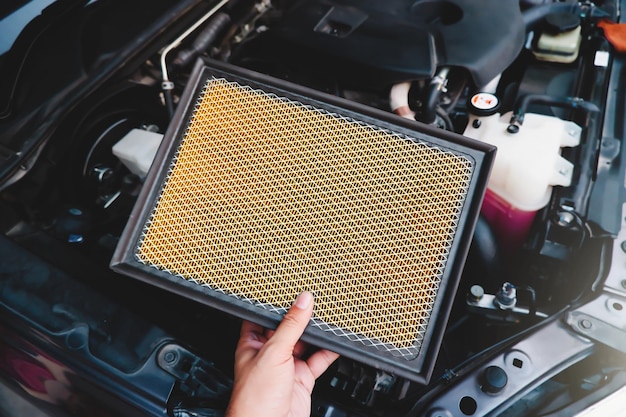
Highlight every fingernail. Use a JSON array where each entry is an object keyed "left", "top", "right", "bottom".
[{"left": 295, "top": 291, "right": 313, "bottom": 309}]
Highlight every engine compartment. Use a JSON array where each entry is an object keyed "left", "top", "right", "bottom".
[{"left": 1, "top": 0, "right": 626, "bottom": 416}]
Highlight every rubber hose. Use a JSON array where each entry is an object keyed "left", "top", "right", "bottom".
[
  {"left": 511, "top": 94, "right": 600, "bottom": 125},
  {"left": 172, "top": 12, "right": 231, "bottom": 68},
  {"left": 522, "top": 2, "right": 581, "bottom": 30},
  {"left": 467, "top": 216, "right": 502, "bottom": 284}
]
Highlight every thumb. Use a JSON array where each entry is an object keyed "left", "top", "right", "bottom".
[{"left": 265, "top": 292, "right": 314, "bottom": 355}]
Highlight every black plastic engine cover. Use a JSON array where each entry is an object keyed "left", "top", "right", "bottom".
[{"left": 234, "top": 0, "right": 525, "bottom": 88}]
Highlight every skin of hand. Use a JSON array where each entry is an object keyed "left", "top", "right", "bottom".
[{"left": 225, "top": 292, "right": 340, "bottom": 417}]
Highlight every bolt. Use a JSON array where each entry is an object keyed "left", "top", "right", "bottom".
[
  {"left": 569, "top": 130, "right": 578, "bottom": 137},
  {"left": 621, "top": 241, "right": 626, "bottom": 254},
  {"left": 142, "top": 124, "right": 160, "bottom": 133},
  {"left": 163, "top": 351, "right": 178, "bottom": 364},
  {"left": 91, "top": 166, "right": 114, "bottom": 184},
  {"left": 555, "top": 211, "right": 575, "bottom": 227},
  {"left": 621, "top": 279, "right": 626, "bottom": 290},
  {"left": 472, "top": 119, "right": 482, "bottom": 128},
  {"left": 427, "top": 412, "right": 452, "bottom": 417},
  {"left": 506, "top": 124, "right": 519, "bottom": 134},
  {"left": 427, "top": 409, "right": 453, "bottom": 417},
  {"left": 67, "top": 234, "right": 84, "bottom": 244},
  {"left": 495, "top": 282, "right": 517, "bottom": 309},
  {"left": 579, "top": 319, "right": 593, "bottom": 330},
  {"left": 468, "top": 285, "right": 485, "bottom": 302},
  {"left": 68, "top": 208, "right": 83, "bottom": 216}
]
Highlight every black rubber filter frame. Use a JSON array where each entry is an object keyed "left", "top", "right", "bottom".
[{"left": 111, "top": 59, "right": 495, "bottom": 383}]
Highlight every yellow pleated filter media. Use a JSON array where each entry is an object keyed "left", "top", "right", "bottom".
[{"left": 137, "top": 78, "right": 473, "bottom": 357}]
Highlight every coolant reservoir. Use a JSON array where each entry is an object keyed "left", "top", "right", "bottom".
[{"left": 464, "top": 112, "right": 581, "bottom": 253}]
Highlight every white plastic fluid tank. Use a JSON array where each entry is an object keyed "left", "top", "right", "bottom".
[
  {"left": 112, "top": 129, "right": 164, "bottom": 180},
  {"left": 465, "top": 111, "right": 581, "bottom": 211},
  {"left": 463, "top": 112, "right": 581, "bottom": 253}
]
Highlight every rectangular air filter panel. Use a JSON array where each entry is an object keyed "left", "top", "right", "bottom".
[{"left": 111, "top": 60, "right": 495, "bottom": 383}]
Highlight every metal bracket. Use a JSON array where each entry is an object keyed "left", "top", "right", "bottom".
[
  {"left": 466, "top": 284, "right": 548, "bottom": 322},
  {"left": 566, "top": 293, "right": 626, "bottom": 354},
  {"left": 157, "top": 344, "right": 232, "bottom": 399},
  {"left": 601, "top": 203, "right": 626, "bottom": 297},
  {"left": 566, "top": 204, "right": 626, "bottom": 353},
  {"left": 421, "top": 318, "right": 594, "bottom": 417}
]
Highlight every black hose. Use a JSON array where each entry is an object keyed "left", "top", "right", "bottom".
[
  {"left": 163, "top": 88, "right": 175, "bottom": 119},
  {"left": 419, "top": 69, "right": 449, "bottom": 124},
  {"left": 522, "top": 286, "right": 537, "bottom": 317},
  {"left": 467, "top": 216, "right": 502, "bottom": 284},
  {"left": 520, "top": 0, "right": 554, "bottom": 8},
  {"left": 435, "top": 107, "right": 453, "bottom": 131},
  {"left": 510, "top": 94, "right": 600, "bottom": 125},
  {"left": 161, "top": 12, "right": 231, "bottom": 120},
  {"left": 421, "top": 84, "right": 443, "bottom": 124},
  {"left": 522, "top": 2, "right": 581, "bottom": 30},
  {"left": 173, "top": 12, "right": 231, "bottom": 68}
]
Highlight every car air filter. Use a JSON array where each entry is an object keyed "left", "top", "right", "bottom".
[{"left": 111, "top": 60, "right": 494, "bottom": 383}]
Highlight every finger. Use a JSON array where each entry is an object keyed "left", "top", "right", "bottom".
[
  {"left": 240, "top": 320, "right": 265, "bottom": 339},
  {"left": 292, "top": 340, "right": 309, "bottom": 359},
  {"left": 306, "top": 349, "right": 340, "bottom": 379},
  {"left": 235, "top": 321, "right": 267, "bottom": 362},
  {"left": 239, "top": 321, "right": 266, "bottom": 347},
  {"left": 264, "top": 292, "right": 314, "bottom": 355}
]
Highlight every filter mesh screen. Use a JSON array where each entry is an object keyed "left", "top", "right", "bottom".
[{"left": 137, "top": 78, "right": 473, "bottom": 356}]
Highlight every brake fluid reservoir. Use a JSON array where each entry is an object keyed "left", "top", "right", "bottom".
[
  {"left": 464, "top": 112, "right": 581, "bottom": 253},
  {"left": 533, "top": 25, "right": 582, "bottom": 63},
  {"left": 113, "top": 129, "right": 164, "bottom": 180},
  {"left": 533, "top": 12, "right": 582, "bottom": 64}
]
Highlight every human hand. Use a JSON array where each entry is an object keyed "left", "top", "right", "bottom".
[{"left": 225, "top": 292, "right": 339, "bottom": 417}]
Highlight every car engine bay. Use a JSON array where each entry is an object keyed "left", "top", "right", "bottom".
[{"left": 1, "top": 0, "right": 626, "bottom": 416}]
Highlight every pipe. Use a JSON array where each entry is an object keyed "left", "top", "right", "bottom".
[
  {"left": 467, "top": 215, "right": 502, "bottom": 284},
  {"left": 389, "top": 82, "right": 415, "bottom": 120},
  {"left": 520, "top": 0, "right": 555, "bottom": 9},
  {"left": 522, "top": 2, "right": 581, "bottom": 30},
  {"left": 522, "top": 286, "right": 537, "bottom": 317},
  {"left": 420, "top": 68, "right": 449, "bottom": 124},
  {"left": 509, "top": 94, "right": 600, "bottom": 126},
  {"left": 172, "top": 12, "right": 232, "bottom": 68},
  {"left": 160, "top": 0, "right": 230, "bottom": 118},
  {"left": 480, "top": 74, "right": 502, "bottom": 95},
  {"left": 163, "top": 88, "right": 175, "bottom": 119},
  {"left": 435, "top": 106, "right": 453, "bottom": 131}
]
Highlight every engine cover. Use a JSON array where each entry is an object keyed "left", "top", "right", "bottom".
[{"left": 233, "top": 0, "right": 526, "bottom": 87}]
